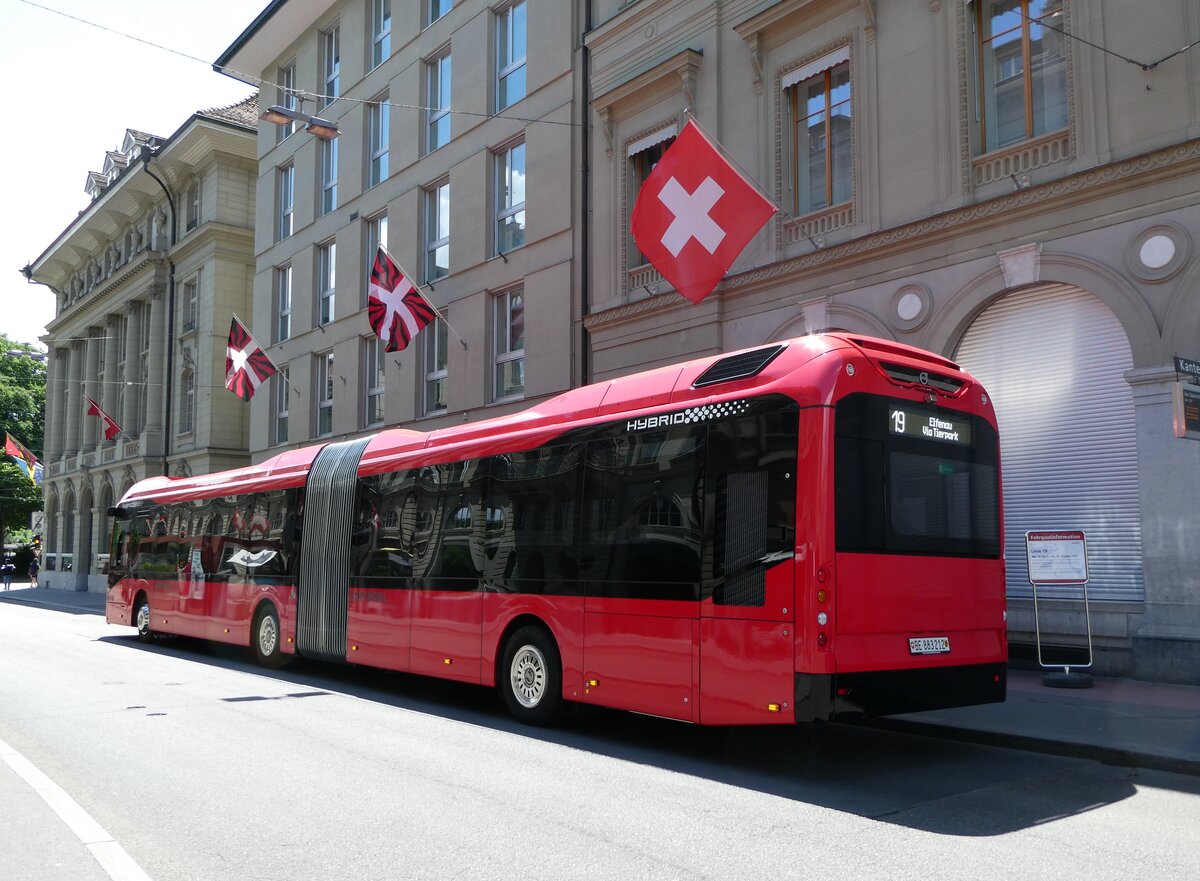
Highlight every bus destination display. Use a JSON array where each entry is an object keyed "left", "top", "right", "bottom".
[{"left": 888, "top": 405, "right": 972, "bottom": 446}]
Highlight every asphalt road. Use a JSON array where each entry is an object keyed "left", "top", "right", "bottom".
[{"left": 2, "top": 601, "right": 1198, "bottom": 881}]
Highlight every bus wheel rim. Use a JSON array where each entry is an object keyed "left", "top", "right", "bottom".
[
  {"left": 259, "top": 615, "right": 278, "bottom": 656},
  {"left": 136, "top": 604, "right": 150, "bottom": 633},
  {"left": 510, "top": 645, "right": 546, "bottom": 708}
]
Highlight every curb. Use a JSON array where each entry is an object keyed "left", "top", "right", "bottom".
[{"left": 864, "top": 717, "right": 1200, "bottom": 778}]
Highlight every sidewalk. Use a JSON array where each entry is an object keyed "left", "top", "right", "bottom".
[
  {"left": 0, "top": 584, "right": 106, "bottom": 614},
  {"left": 4, "top": 585, "right": 1199, "bottom": 775}
]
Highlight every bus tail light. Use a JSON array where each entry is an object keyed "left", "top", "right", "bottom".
[
  {"left": 817, "top": 632, "right": 827, "bottom": 647},
  {"left": 817, "top": 612, "right": 828, "bottom": 626}
]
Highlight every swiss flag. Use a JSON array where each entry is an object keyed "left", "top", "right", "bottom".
[
  {"left": 368, "top": 247, "right": 436, "bottom": 353},
  {"left": 225, "top": 316, "right": 278, "bottom": 401},
  {"left": 631, "top": 120, "right": 777, "bottom": 304}
]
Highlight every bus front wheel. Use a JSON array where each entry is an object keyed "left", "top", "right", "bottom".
[
  {"left": 252, "top": 604, "right": 290, "bottom": 669},
  {"left": 135, "top": 594, "right": 153, "bottom": 642},
  {"left": 501, "top": 625, "right": 562, "bottom": 726}
]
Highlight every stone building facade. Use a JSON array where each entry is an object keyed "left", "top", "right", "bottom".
[
  {"left": 27, "top": 97, "right": 259, "bottom": 591},
  {"left": 584, "top": 0, "right": 1200, "bottom": 682},
  {"left": 216, "top": 0, "right": 581, "bottom": 458}
]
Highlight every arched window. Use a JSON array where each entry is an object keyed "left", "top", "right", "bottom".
[
  {"left": 179, "top": 369, "right": 195, "bottom": 434},
  {"left": 185, "top": 180, "right": 200, "bottom": 231}
]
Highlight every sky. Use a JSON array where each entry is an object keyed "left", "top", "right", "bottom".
[{"left": 0, "top": 0, "right": 261, "bottom": 350}]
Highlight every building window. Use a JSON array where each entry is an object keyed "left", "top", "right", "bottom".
[
  {"left": 424, "top": 318, "right": 448, "bottom": 414},
  {"left": 275, "top": 265, "right": 292, "bottom": 343},
  {"left": 427, "top": 50, "right": 451, "bottom": 153},
  {"left": 179, "top": 369, "right": 195, "bottom": 435},
  {"left": 278, "top": 164, "right": 294, "bottom": 241},
  {"left": 425, "top": 180, "right": 450, "bottom": 282},
  {"left": 273, "top": 367, "right": 290, "bottom": 446},
  {"left": 321, "top": 24, "right": 340, "bottom": 107},
  {"left": 495, "top": 141, "right": 525, "bottom": 253},
  {"left": 429, "top": 1, "right": 452, "bottom": 25},
  {"left": 496, "top": 1, "right": 526, "bottom": 111},
  {"left": 182, "top": 274, "right": 199, "bottom": 331},
  {"left": 976, "top": 0, "right": 1067, "bottom": 152},
  {"left": 368, "top": 94, "right": 389, "bottom": 187},
  {"left": 788, "top": 59, "right": 851, "bottom": 216},
  {"left": 185, "top": 180, "right": 200, "bottom": 231},
  {"left": 321, "top": 137, "right": 338, "bottom": 215},
  {"left": 365, "top": 212, "right": 388, "bottom": 305},
  {"left": 628, "top": 134, "right": 673, "bottom": 268},
  {"left": 371, "top": 0, "right": 391, "bottom": 69},
  {"left": 277, "top": 62, "right": 297, "bottom": 142},
  {"left": 318, "top": 241, "right": 336, "bottom": 326},
  {"left": 493, "top": 289, "right": 524, "bottom": 401},
  {"left": 364, "top": 337, "right": 385, "bottom": 427},
  {"left": 316, "top": 351, "right": 335, "bottom": 437}
]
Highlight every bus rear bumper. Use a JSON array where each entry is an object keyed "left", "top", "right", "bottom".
[{"left": 794, "top": 663, "right": 1007, "bottom": 721}]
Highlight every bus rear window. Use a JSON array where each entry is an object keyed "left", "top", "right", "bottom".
[{"left": 835, "top": 393, "right": 1000, "bottom": 557}]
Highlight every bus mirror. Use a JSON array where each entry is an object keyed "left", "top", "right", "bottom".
[{"left": 107, "top": 506, "right": 123, "bottom": 517}]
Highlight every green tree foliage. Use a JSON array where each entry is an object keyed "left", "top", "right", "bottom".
[
  {"left": 1, "top": 332, "right": 47, "bottom": 459},
  {"left": 0, "top": 460, "right": 41, "bottom": 548}
]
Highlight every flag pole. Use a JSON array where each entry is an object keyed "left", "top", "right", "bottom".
[
  {"left": 379, "top": 245, "right": 469, "bottom": 350},
  {"left": 232, "top": 312, "right": 301, "bottom": 396}
]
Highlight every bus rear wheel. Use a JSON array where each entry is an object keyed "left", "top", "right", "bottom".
[
  {"left": 135, "top": 594, "right": 153, "bottom": 642},
  {"left": 501, "top": 625, "right": 562, "bottom": 726},
  {"left": 252, "top": 604, "right": 290, "bottom": 669}
]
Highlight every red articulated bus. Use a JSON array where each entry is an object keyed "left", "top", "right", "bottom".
[{"left": 106, "top": 333, "right": 1006, "bottom": 726}]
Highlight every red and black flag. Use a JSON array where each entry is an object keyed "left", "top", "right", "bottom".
[
  {"left": 225, "top": 316, "right": 278, "bottom": 401},
  {"left": 368, "top": 246, "right": 436, "bottom": 353}
]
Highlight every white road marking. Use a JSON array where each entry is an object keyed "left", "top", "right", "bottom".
[{"left": 0, "top": 734, "right": 153, "bottom": 881}]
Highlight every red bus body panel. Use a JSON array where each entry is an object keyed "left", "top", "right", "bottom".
[{"left": 107, "top": 333, "right": 1005, "bottom": 724}]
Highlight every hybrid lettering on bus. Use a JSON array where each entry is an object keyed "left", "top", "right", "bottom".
[{"left": 106, "top": 333, "right": 1006, "bottom": 725}]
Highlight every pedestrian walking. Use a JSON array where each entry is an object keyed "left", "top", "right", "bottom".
[
  {"left": 27, "top": 558, "right": 39, "bottom": 588},
  {"left": 1, "top": 560, "right": 13, "bottom": 589}
]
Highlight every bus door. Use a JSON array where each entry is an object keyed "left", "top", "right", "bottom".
[
  {"left": 698, "top": 401, "right": 799, "bottom": 725},
  {"left": 580, "top": 424, "right": 705, "bottom": 722}
]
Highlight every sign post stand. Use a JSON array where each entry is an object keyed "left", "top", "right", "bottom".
[{"left": 1025, "top": 530, "right": 1094, "bottom": 689}]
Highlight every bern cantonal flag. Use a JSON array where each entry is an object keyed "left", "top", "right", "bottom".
[
  {"left": 631, "top": 119, "right": 777, "bottom": 304},
  {"left": 225, "top": 317, "right": 278, "bottom": 401},
  {"left": 84, "top": 396, "right": 123, "bottom": 441},
  {"left": 4, "top": 432, "right": 38, "bottom": 484},
  {"left": 368, "top": 247, "right": 436, "bottom": 353}
]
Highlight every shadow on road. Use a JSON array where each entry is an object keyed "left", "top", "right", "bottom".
[{"left": 97, "top": 633, "right": 1160, "bottom": 836}]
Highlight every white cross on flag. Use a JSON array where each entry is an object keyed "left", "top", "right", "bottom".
[
  {"left": 631, "top": 120, "right": 777, "bottom": 304},
  {"left": 225, "top": 316, "right": 278, "bottom": 401},
  {"left": 368, "top": 246, "right": 436, "bottom": 353}
]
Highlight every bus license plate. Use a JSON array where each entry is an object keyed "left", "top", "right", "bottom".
[{"left": 909, "top": 636, "right": 950, "bottom": 655}]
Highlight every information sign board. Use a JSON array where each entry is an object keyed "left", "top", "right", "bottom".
[{"left": 1025, "top": 530, "right": 1088, "bottom": 584}]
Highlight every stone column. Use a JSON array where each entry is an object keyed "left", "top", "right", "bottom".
[
  {"left": 142, "top": 288, "right": 166, "bottom": 455},
  {"left": 64, "top": 343, "right": 83, "bottom": 458},
  {"left": 83, "top": 328, "right": 101, "bottom": 450},
  {"left": 122, "top": 301, "right": 142, "bottom": 436},
  {"left": 44, "top": 346, "right": 65, "bottom": 462},
  {"left": 101, "top": 315, "right": 121, "bottom": 444}
]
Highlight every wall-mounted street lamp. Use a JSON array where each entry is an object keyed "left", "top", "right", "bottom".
[{"left": 260, "top": 100, "right": 339, "bottom": 141}]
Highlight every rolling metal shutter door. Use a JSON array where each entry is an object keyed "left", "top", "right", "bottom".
[{"left": 954, "top": 284, "right": 1144, "bottom": 601}]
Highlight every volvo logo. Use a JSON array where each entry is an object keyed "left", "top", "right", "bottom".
[{"left": 918, "top": 371, "right": 930, "bottom": 386}]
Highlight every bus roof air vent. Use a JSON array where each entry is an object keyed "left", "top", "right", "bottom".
[
  {"left": 881, "top": 361, "right": 964, "bottom": 394},
  {"left": 693, "top": 344, "right": 787, "bottom": 388}
]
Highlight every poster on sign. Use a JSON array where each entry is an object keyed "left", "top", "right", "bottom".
[{"left": 1025, "top": 530, "right": 1088, "bottom": 584}]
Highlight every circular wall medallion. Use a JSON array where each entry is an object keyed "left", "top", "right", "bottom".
[
  {"left": 1139, "top": 235, "right": 1175, "bottom": 269},
  {"left": 890, "top": 283, "right": 932, "bottom": 331},
  {"left": 1126, "top": 222, "right": 1190, "bottom": 282}
]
